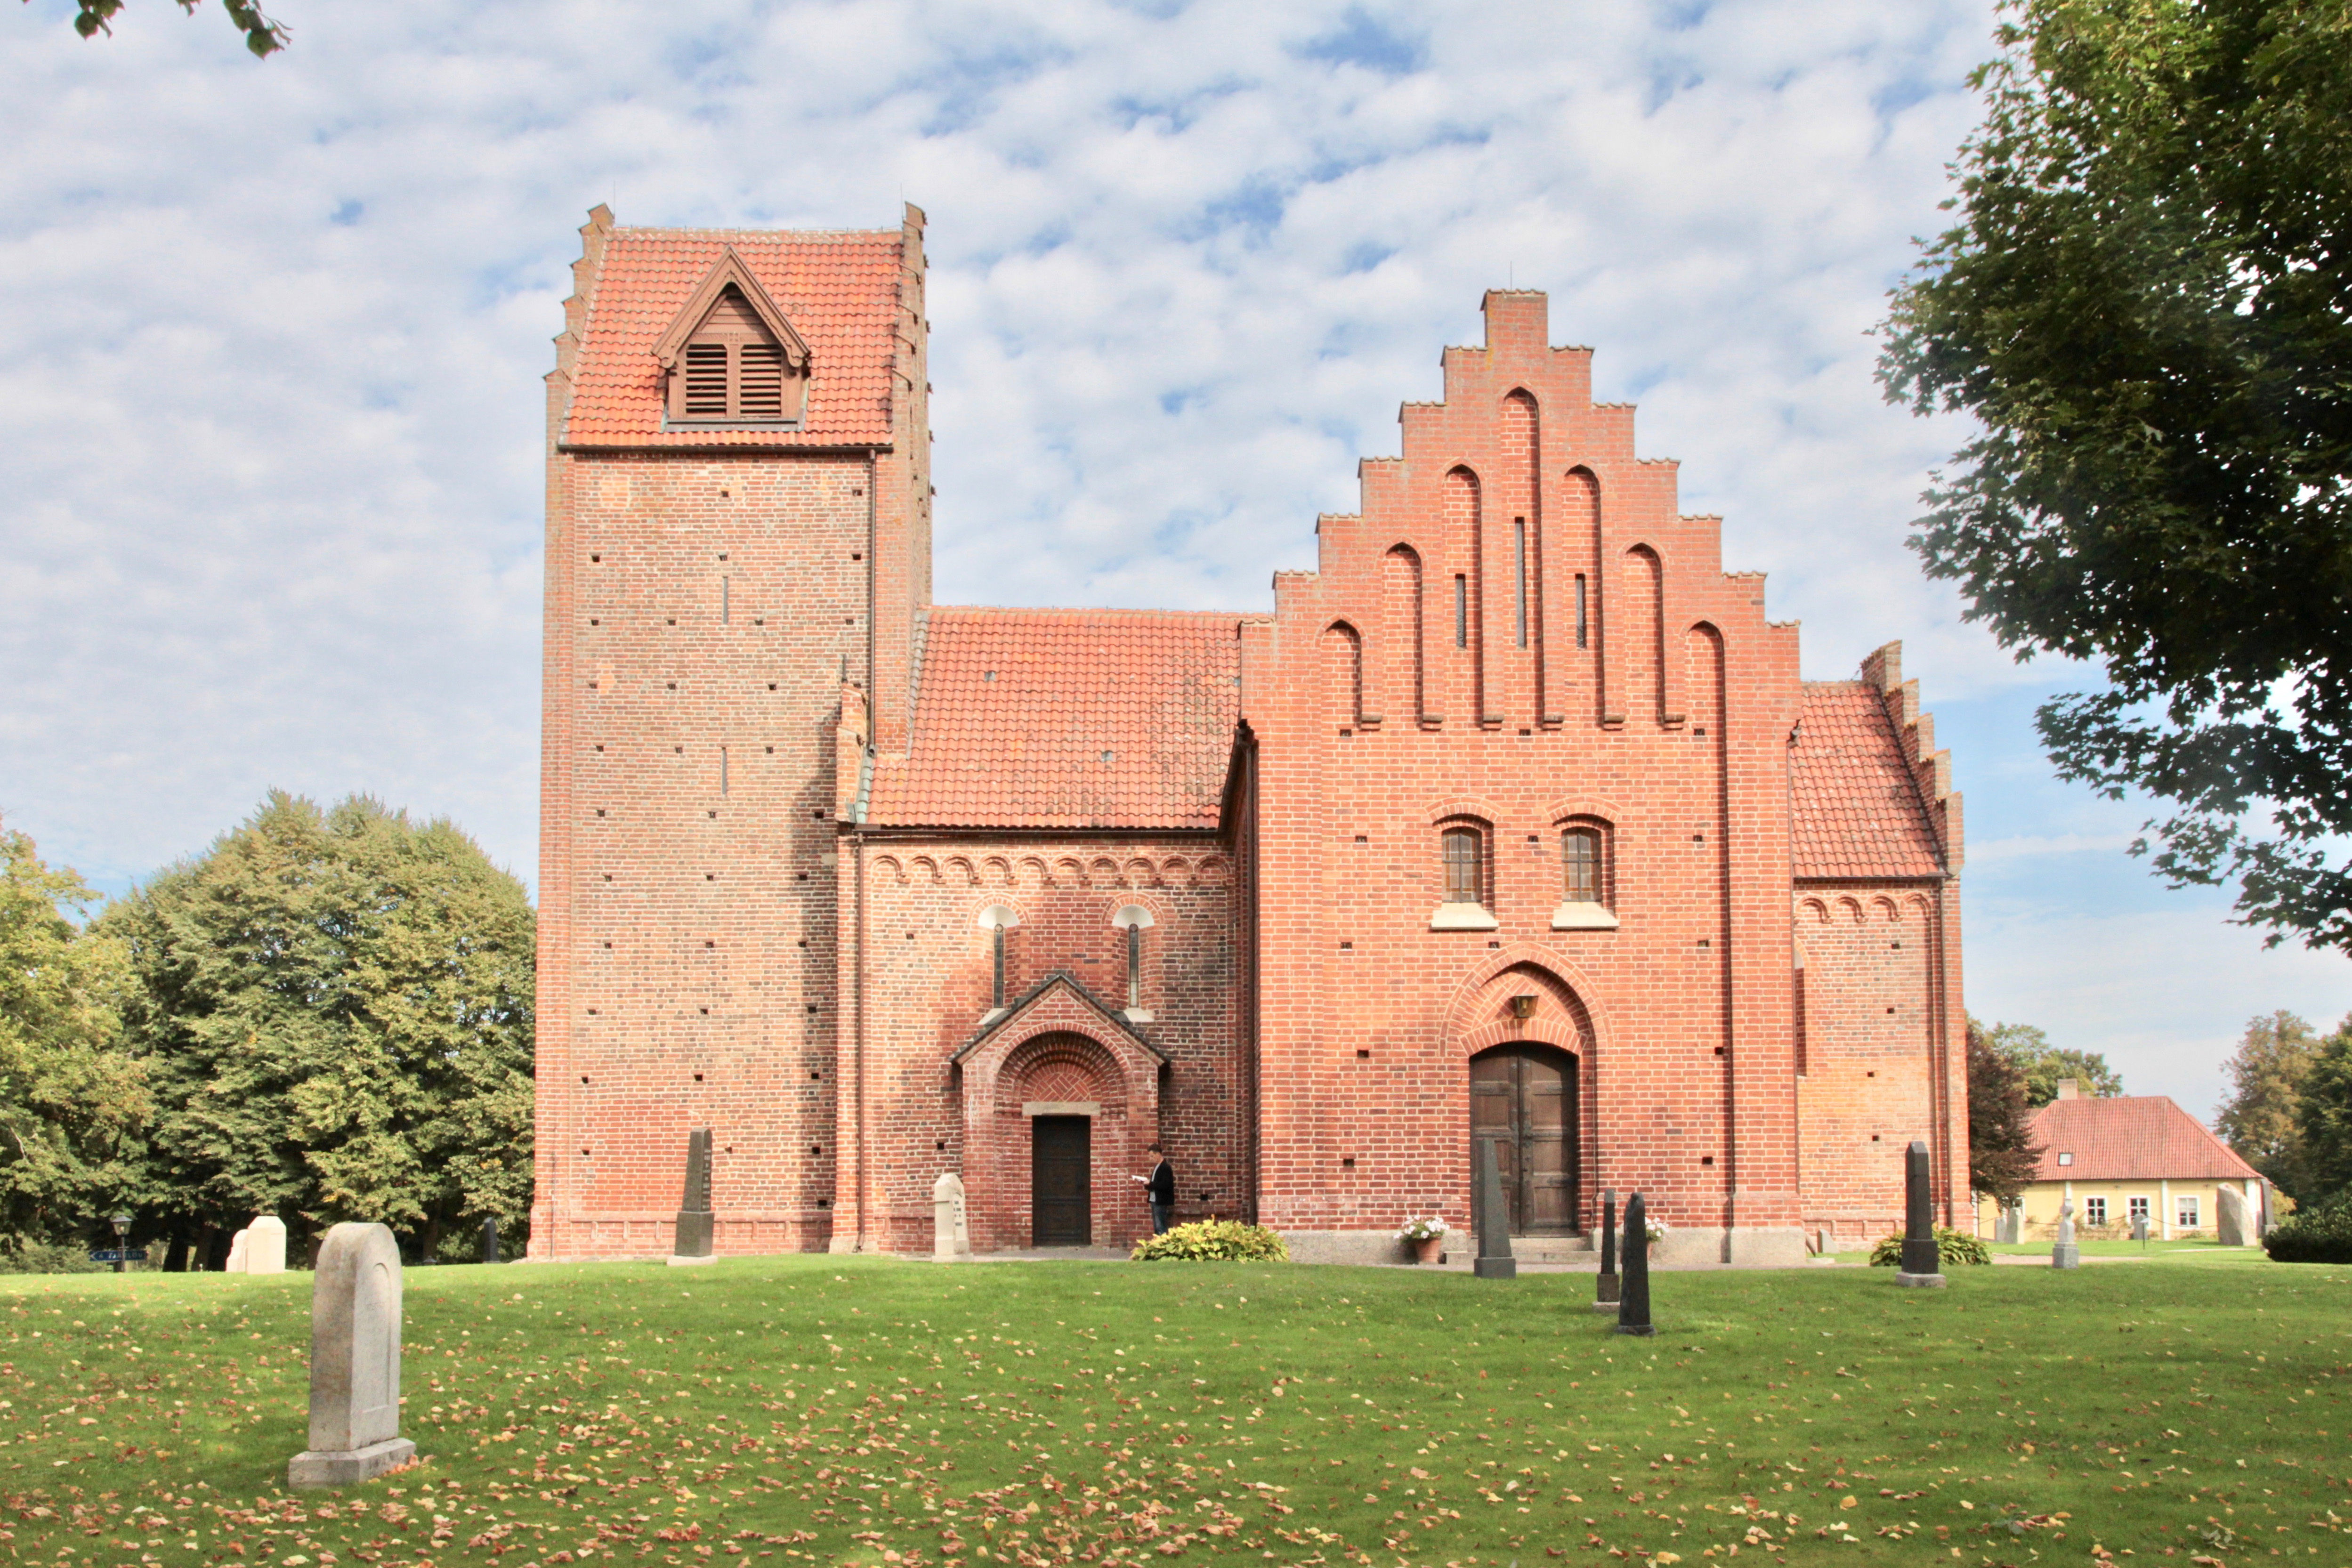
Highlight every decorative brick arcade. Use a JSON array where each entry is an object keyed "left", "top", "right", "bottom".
[{"left": 530, "top": 207, "right": 1967, "bottom": 1265}]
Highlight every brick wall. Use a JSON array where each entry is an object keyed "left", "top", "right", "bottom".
[{"left": 833, "top": 838, "right": 1243, "bottom": 1253}]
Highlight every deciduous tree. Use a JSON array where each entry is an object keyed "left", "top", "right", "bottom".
[
  {"left": 1976, "top": 1018, "right": 2124, "bottom": 1105},
  {"left": 2297, "top": 1025, "right": 2352, "bottom": 1204},
  {"left": 0, "top": 819, "right": 148, "bottom": 1253},
  {"left": 1967, "top": 1020, "right": 2043, "bottom": 1202},
  {"left": 1879, "top": 0, "right": 2352, "bottom": 954},
  {"left": 30, "top": 0, "right": 286, "bottom": 57},
  {"left": 2215, "top": 1009, "right": 2330, "bottom": 1199},
  {"left": 104, "top": 792, "right": 533, "bottom": 1260}
]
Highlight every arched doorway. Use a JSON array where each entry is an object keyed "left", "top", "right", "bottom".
[{"left": 1470, "top": 1043, "right": 1579, "bottom": 1235}]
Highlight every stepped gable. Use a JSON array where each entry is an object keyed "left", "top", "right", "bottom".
[
  {"left": 559, "top": 223, "right": 906, "bottom": 448},
  {"left": 2029, "top": 1095, "right": 2262, "bottom": 1183},
  {"left": 864, "top": 607, "right": 1248, "bottom": 831},
  {"left": 1793, "top": 640, "right": 1955, "bottom": 880}
]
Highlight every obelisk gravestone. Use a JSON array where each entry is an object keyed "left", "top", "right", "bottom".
[
  {"left": 1615, "top": 1193, "right": 1654, "bottom": 1336},
  {"left": 1472, "top": 1136, "right": 1517, "bottom": 1280},
  {"left": 670, "top": 1129, "right": 716, "bottom": 1266},
  {"left": 288, "top": 1222, "right": 414, "bottom": 1487},
  {"left": 1592, "top": 1189, "right": 1620, "bottom": 1313},
  {"left": 1894, "top": 1140, "right": 1947, "bottom": 1288}
]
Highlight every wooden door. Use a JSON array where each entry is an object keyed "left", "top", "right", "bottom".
[
  {"left": 1469, "top": 1046, "right": 1578, "bottom": 1235},
  {"left": 1031, "top": 1116, "right": 1091, "bottom": 1246}
]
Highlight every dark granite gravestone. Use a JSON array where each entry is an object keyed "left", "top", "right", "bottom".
[
  {"left": 1615, "top": 1193, "right": 1654, "bottom": 1336},
  {"left": 670, "top": 1129, "right": 716, "bottom": 1267},
  {"left": 1593, "top": 1189, "right": 1621, "bottom": 1313},
  {"left": 1895, "top": 1140, "right": 1947, "bottom": 1288},
  {"left": 1472, "top": 1136, "right": 1517, "bottom": 1280},
  {"left": 481, "top": 1218, "right": 500, "bottom": 1265}
]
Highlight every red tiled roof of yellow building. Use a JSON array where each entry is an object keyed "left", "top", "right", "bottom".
[
  {"left": 2030, "top": 1094, "right": 2261, "bottom": 1183},
  {"left": 1791, "top": 682, "right": 1947, "bottom": 879},
  {"left": 564, "top": 227, "right": 905, "bottom": 447},
  {"left": 865, "top": 607, "right": 1252, "bottom": 831}
]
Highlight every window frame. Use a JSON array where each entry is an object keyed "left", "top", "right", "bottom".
[
  {"left": 2082, "top": 1196, "right": 2107, "bottom": 1226},
  {"left": 1561, "top": 825, "right": 1605, "bottom": 905},
  {"left": 1440, "top": 824, "right": 1485, "bottom": 907},
  {"left": 2176, "top": 1196, "right": 2199, "bottom": 1229}
]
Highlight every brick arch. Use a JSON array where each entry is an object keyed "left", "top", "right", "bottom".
[
  {"left": 1448, "top": 961, "right": 1596, "bottom": 1059},
  {"left": 996, "top": 1030, "right": 1126, "bottom": 1117},
  {"left": 1442, "top": 943, "right": 1609, "bottom": 1062},
  {"left": 1424, "top": 795, "right": 1503, "bottom": 827},
  {"left": 958, "top": 1012, "right": 1162, "bottom": 1253},
  {"left": 1540, "top": 794, "right": 1628, "bottom": 827}
]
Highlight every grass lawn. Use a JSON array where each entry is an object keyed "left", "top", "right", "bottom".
[{"left": 3, "top": 1257, "right": 2349, "bottom": 1568}]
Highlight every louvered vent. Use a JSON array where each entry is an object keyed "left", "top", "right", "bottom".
[
  {"left": 737, "top": 342, "right": 786, "bottom": 420},
  {"left": 663, "top": 280, "right": 806, "bottom": 425},
  {"left": 683, "top": 343, "right": 731, "bottom": 418}
]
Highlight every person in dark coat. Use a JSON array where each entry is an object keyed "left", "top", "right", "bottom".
[{"left": 1134, "top": 1144, "right": 1176, "bottom": 1235}]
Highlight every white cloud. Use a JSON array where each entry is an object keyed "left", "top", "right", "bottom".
[{"left": 6, "top": 0, "right": 2341, "bottom": 1085}]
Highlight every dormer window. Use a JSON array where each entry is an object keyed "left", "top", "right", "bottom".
[{"left": 654, "top": 248, "right": 811, "bottom": 428}]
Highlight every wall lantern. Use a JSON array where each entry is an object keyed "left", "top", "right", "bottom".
[{"left": 1509, "top": 994, "right": 1538, "bottom": 1021}]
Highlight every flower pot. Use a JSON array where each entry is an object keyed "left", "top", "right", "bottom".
[{"left": 1413, "top": 1236, "right": 1445, "bottom": 1265}]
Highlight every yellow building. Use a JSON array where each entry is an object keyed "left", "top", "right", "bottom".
[{"left": 1976, "top": 1080, "right": 2267, "bottom": 1242}]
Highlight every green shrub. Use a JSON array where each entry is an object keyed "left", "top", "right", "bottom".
[
  {"left": 0, "top": 1241, "right": 108, "bottom": 1275},
  {"left": 1130, "top": 1221, "right": 1290, "bottom": 1263},
  {"left": 1868, "top": 1227, "right": 1990, "bottom": 1268},
  {"left": 2263, "top": 1197, "right": 2352, "bottom": 1264}
]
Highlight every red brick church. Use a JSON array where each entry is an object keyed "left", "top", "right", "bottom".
[{"left": 529, "top": 204, "right": 1968, "bottom": 1265}]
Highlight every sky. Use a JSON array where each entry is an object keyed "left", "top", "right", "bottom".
[{"left": 3, "top": 0, "right": 2345, "bottom": 1120}]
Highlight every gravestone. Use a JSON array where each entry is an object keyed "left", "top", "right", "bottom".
[
  {"left": 2130, "top": 1213, "right": 2149, "bottom": 1244},
  {"left": 933, "top": 1172, "right": 972, "bottom": 1259},
  {"left": 2052, "top": 1198, "right": 2080, "bottom": 1269},
  {"left": 670, "top": 1129, "right": 716, "bottom": 1266},
  {"left": 481, "top": 1218, "right": 501, "bottom": 1265},
  {"left": 1615, "top": 1193, "right": 1654, "bottom": 1336},
  {"left": 224, "top": 1229, "right": 250, "bottom": 1273},
  {"left": 288, "top": 1222, "right": 415, "bottom": 1487},
  {"left": 2215, "top": 1185, "right": 2253, "bottom": 1246},
  {"left": 1472, "top": 1136, "right": 1516, "bottom": 1280},
  {"left": 1996, "top": 1203, "right": 2021, "bottom": 1245},
  {"left": 246, "top": 1216, "right": 288, "bottom": 1275},
  {"left": 1894, "top": 1140, "right": 1947, "bottom": 1288},
  {"left": 1592, "top": 1189, "right": 1620, "bottom": 1313}
]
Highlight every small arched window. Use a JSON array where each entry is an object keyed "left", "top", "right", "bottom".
[
  {"left": 977, "top": 905, "right": 1020, "bottom": 1010},
  {"left": 1442, "top": 826, "right": 1484, "bottom": 907},
  {"left": 1111, "top": 905, "right": 1155, "bottom": 1014},
  {"left": 1562, "top": 827, "right": 1602, "bottom": 904}
]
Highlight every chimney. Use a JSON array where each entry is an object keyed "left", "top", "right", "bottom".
[{"left": 2055, "top": 1077, "right": 2079, "bottom": 1100}]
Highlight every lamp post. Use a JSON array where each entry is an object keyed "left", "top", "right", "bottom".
[{"left": 109, "top": 1212, "right": 132, "bottom": 1276}]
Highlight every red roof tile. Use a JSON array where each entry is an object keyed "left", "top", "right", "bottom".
[
  {"left": 2029, "top": 1094, "right": 2262, "bottom": 1183},
  {"left": 1792, "top": 682, "right": 1946, "bottom": 879},
  {"left": 563, "top": 227, "right": 904, "bottom": 448},
  {"left": 866, "top": 608, "right": 1248, "bottom": 831}
]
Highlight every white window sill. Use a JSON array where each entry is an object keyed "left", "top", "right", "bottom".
[
  {"left": 1121, "top": 1009, "right": 1155, "bottom": 1024},
  {"left": 1428, "top": 903, "right": 1500, "bottom": 931},
  {"left": 1551, "top": 903, "right": 1619, "bottom": 930},
  {"left": 979, "top": 1008, "right": 1007, "bottom": 1026}
]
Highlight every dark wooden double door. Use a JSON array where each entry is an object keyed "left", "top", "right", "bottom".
[
  {"left": 1471, "top": 1044, "right": 1579, "bottom": 1235},
  {"left": 1031, "top": 1116, "right": 1091, "bottom": 1246}
]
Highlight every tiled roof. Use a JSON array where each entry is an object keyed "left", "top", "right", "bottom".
[
  {"left": 2030, "top": 1095, "right": 2262, "bottom": 1183},
  {"left": 1791, "top": 682, "right": 1946, "bottom": 879},
  {"left": 564, "top": 227, "right": 904, "bottom": 448},
  {"left": 866, "top": 608, "right": 1247, "bottom": 831}
]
